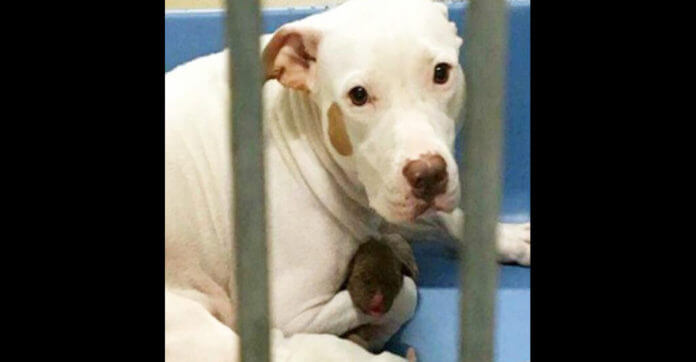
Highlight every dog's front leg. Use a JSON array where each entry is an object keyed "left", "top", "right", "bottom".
[
  {"left": 438, "top": 208, "right": 531, "bottom": 266},
  {"left": 282, "top": 289, "right": 374, "bottom": 337}
]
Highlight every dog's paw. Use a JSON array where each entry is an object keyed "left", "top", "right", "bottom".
[{"left": 496, "top": 222, "right": 530, "bottom": 266}]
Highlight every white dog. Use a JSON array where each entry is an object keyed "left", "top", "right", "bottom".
[{"left": 165, "top": 0, "right": 530, "bottom": 360}]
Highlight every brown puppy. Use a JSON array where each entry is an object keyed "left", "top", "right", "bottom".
[{"left": 341, "top": 234, "right": 419, "bottom": 351}]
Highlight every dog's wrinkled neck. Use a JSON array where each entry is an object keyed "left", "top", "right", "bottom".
[
  {"left": 295, "top": 91, "right": 369, "bottom": 207},
  {"left": 265, "top": 83, "right": 382, "bottom": 240}
]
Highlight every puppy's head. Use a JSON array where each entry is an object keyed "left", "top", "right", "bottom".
[
  {"left": 263, "top": 0, "right": 465, "bottom": 224},
  {"left": 345, "top": 240, "right": 415, "bottom": 317}
]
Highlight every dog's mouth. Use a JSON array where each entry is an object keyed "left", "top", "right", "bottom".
[
  {"left": 411, "top": 198, "right": 455, "bottom": 221},
  {"left": 374, "top": 190, "right": 457, "bottom": 224}
]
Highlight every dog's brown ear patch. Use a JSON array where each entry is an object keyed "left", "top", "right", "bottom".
[
  {"left": 328, "top": 103, "right": 353, "bottom": 156},
  {"left": 262, "top": 25, "right": 321, "bottom": 91}
]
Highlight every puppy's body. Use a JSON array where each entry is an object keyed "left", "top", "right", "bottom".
[
  {"left": 343, "top": 235, "right": 418, "bottom": 351},
  {"left": 346, "top": 240, "right": 405, "bottom": 317}
]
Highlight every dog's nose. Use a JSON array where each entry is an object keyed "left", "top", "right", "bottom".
[{"left": 402, "top": 154, "right": 448, "bottom": 202}]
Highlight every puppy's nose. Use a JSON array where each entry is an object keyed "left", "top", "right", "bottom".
[
  {"left": 402, "top": 154, "right": 448, "bottom": 202},
  {"left": 367, "top": 292, "right": 385, "bottom": 317}
]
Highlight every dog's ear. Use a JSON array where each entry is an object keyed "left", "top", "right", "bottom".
[{"left": 262, "top": 24, "right": 322, "bottom": 92}]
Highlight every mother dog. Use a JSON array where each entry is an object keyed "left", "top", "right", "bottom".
[{"left": 165, "top": 0, "right": 530, "bottom": 360}]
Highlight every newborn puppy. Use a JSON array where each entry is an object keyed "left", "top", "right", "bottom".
[{"left": 342, "top": 234, "right": 419, "bottom": 350}]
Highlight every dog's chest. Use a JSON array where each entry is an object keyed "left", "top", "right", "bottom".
[{"left": 265, "top": 139, "right": 361, "bottom": 322}]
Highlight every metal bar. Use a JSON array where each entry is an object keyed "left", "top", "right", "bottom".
[
  {"left": 225, "top": 0, "right": 269, "bottom": 361},
  {"left": 458, "top": 0, "right": 508, "bottom": 361}
]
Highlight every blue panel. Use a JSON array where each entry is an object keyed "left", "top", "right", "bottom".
[
  {"left": 502, "top": 6, "right": 530, "bottom": 223},
  {"left": 165, "top": 11, "right": 225, "bottom": 73},
  {"left": 165, "top": 3, "right": 530, "bottom": 361},
  {"left": 385, "top": 244, "right": 530, "bottom": 362},
  {"left": 165, "top": 7, "right": 328, "bottom": 73},
  {"left": 385, "top": 278, "right": 530, "bottom": 362},
  {"left": 446, "top": 3, "right": 530, "bottom": 222}
]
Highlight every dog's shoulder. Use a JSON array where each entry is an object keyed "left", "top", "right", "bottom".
[
  {"left": 166, "top": 50, "right": 229, "bottom": 110},
  {"left": 165, "top": 51, "right": 230, "bottom": 131}
]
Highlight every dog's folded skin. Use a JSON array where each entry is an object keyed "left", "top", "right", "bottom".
[
  {"left": 165, "top": 0, "right": 529, "bottom": 360},
  {"left": 273, "top": 329, "right": 416, "bottom": 362},
  {"left": 165, "top": 290, "right": 412, "bottom": 362}
]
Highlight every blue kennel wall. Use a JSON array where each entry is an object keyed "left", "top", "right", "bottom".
[{"left": 165, "top": 2, "right": 530, "bottom": 361}]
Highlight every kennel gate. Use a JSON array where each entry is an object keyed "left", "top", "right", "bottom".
[{"left": 221, "top": 0, "right": 510, "bottom": 361}]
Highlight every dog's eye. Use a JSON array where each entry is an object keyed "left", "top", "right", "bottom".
[
  {"left": 433, "top": 63, "right": 451, "bottom": 84},
  {"left": 348, "top": 86, "right": 369, "bottom": 106}
]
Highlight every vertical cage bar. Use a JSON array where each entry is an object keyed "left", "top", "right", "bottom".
[
  {"left": 458, "top": 0, "right": 508, "bottom": 361},
  {"left": 225, "top": 0, "right": 269, "bottom": 361}
]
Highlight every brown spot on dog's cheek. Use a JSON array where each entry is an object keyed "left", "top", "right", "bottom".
[{"left": 328, "top": 103, "right": 353, "bottom": 156}]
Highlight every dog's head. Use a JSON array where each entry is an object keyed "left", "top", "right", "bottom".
[{"left": 263, "top": 0, "right": 465, "bottom": 224}]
